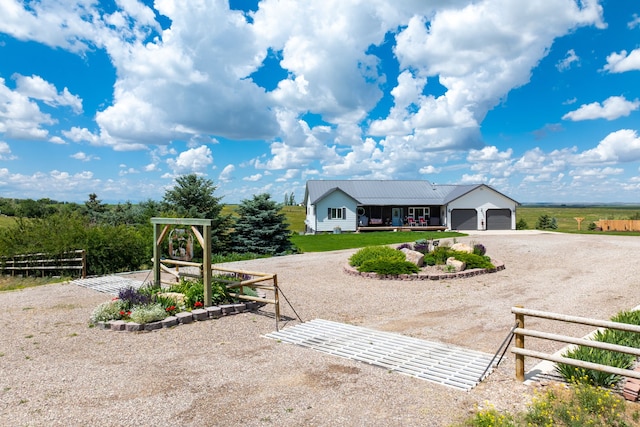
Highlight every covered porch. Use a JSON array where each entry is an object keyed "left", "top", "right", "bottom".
[
  {"left": 357, "top": 205, "right": 444, "bottom": 229},
  {"left": 356, "top": 224, "right": 447, "bottom": 232}
]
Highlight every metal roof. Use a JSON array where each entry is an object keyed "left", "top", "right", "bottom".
[{"left": 305, "top": 180, "right": 489, "bottom": 205}]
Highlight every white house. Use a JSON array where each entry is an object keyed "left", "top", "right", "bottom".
[{"left": 303, "top": 180, "right": 519, "bottom": 233}]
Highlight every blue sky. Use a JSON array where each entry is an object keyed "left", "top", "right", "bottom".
[{"left": 1, "top": 1, "right": 639, "bottom": 204}]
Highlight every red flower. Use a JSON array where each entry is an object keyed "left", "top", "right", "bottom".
[
  {"left": 119, "top": 311, "right": 125, "bottom": 316},
  {"left": 166, "top": 305, "right": 176, "bottom": 312},
  {"left": 194, "top": 301, "right": 203, "bottom": 308}
]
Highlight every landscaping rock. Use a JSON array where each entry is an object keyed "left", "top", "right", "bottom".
[
  {"left": 192, "top": 308, "right": 208, "bottom": 321},
  {"left": 161, "top": 316, "right": 178, "bottom": 328},
  {"left": 446, "top": 257, "right": 466, "bottom": 272},
  {"left": 232, "top": 303, "right": 246, "bottom": 313},
  {"left": 220, "top": 304, "right": 235, "bottom": 315},
  {"left": 451, "top": 243, "right": 473, "bottom": 253},
  {"left": 400, "top": 248, "right": 425, "bottom": 267},
  {"left": 96, "top": 321, "right": 109, "bottom": 330},
  {"left": 144, "top": 321, "right": 162, "bottom": 331},
  {"left": 207, "top": 306, "right": 222, "bottom": 319},
  {"left": 125, "top": 322, "right": 143, "bottom": 332},
  {"left": 176, "top": 312, "right": 193, "bottom": 324},
  {"left": 110, "top": 320, "right": 126, "bottom": 331}
]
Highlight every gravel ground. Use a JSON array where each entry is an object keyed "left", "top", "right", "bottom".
[{"left": 1, "top": 231, "right": 639, "bottom": 426}]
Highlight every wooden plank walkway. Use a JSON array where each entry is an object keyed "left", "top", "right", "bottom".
[{"left": 265, "top": 319, "right": 495, "bottom": 391}]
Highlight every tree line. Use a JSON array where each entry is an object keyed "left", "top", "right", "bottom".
[{"left": 0, "top": 174, "right": 294, "bottom": 276}]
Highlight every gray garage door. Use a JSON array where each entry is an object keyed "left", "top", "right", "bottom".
[
  {"left": 486, "top": 209, "right": 511, "bottom": 230},
  {"left": 451, "top": 209, "right": 477, "bottom": 230}
]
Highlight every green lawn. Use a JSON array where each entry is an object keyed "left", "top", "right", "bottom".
[{"left": 290, "top": 231, "right": 463, "bottom": 252}]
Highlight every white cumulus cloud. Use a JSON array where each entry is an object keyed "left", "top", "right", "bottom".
[{"left": 562, "top": 96, "right": 640, "bottom": 121}]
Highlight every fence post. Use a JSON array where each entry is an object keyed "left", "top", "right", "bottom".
[
  {"left": 515, "top": 305, "right": 525, "bottom": 381},
  {"left": 81, "top": 250, "right": 87, "bottom": 278}
]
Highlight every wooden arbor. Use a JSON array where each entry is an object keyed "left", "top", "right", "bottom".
[{"left": 151, "top": 217, "right": 213, "bottom": 305}]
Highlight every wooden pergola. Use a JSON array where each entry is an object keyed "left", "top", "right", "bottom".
[{"left": 151, "top": 217, "right": 213, "bottom": 305}]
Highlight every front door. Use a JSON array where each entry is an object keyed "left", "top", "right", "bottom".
[{"left": 392, "top": 208, "right": 402, "bottom": 226}]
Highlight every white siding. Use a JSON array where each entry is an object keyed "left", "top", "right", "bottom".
[
  {"left": 446, "top": 187, "right": 517, "bottom": 230},
  {"left": 304, "top": 199, "right": 316, "bottom": 234},
  {"left": 314, "top": 191, "right": 357, "bottom": 233}
]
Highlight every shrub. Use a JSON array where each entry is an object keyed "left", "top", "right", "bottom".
[
  {"left": 90, "top": 299, "right": 128, "bottom": 323},
  {"left": 184, "top": 281, "right": 204, "bottom": 308},
  {"left": 515, "top": 218, "right": 528, "bottom": 230},
  {"left": 211, "top": 281, "right": 233, "bottom": 305},
  {"left": 154, "top": 293, "right": 185, "bottom": 314},
  {"left": 349, "top": 246, "right": 405, "bottom": 267},
  {"left": 462, "top": 380, "right": 634, "bottom": 426},
  {"left": 413, "top": 242, "right": 429, "bottom": 254},
  {"left": 117, "top": 286, "right": 151, "bottom": 310},
  {"left": 423, "top": 247, "right": 455, "bottom": 265},
  {"left": 358, "top": 259, "right": 419, "bottom": 275},
  {"left": 556, "top": 346, "right": 633, "bottom": 387},
  {"left": 452, "top": 252, "right": 495, "bottom": 270},
  {"left": 472, "top": 243, "right": 486, "bottom": 256},
  {"left": 129, "top": 303, "right": 167, "bottom": 324},
  {"left": 556, "top": 309, "right": 640, "bottom": 387}
]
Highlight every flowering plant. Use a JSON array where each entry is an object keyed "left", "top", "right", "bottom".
[
  {"left": 165, "top": 305, "right": 177, "bottom": 316},
  {"left": 194, "top": 301, "right": 203, "bottom": 308}
]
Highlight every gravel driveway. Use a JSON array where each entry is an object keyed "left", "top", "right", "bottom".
[{"left": 1, "top": 231, "right": 638, "bottom": 426}]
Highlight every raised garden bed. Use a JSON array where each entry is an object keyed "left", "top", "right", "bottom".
[
  {"left": 94, "top": 300, "right": 266, "bottom": 332},
  {"left": 343, "top": 259, "right": 505, "bottom": 280}
]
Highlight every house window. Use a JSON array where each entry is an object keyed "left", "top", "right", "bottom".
[
  {"left": 408, "top": 207, "right": 430, "bottom": 219},
  {"left": 328, "top": 207, "right": 346, "bottom": 219}
]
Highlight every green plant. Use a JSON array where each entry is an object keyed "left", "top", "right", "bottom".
[
  {"left": 556, "top": 309, "right": 640, "bottom": 387},
  {"left": 89, "top": 299, "right": 128, "bottom": 323},
  {"left": 450, "top": 252, "right": 495, "bottom": 270},
  {"left": 459, "top": 380, "right": 632, "bottom": 427},
  {"left": 358, "top": 259, "right": 419, "bottom": 275},
  {"left": 515, "top": 218, "right": 528, "bottom": 230},
  {"left": 210, "top": 280, "right": 232, "bottom": 305},
  {"left": 154, "top": 293, "right": 183, "bottom": 315},
  {"left": 349, "top": 246, "right": 406, "bottom": 267},
  {"left": 129, "top": 303, "right": 167, "bottom": 324},
  {"left": 231, "top": 193, "right": 293, "bottom": 255},
  {"left": 424, "top": 246, "right": 455, "bottom": 265},
  {"left": 463, "top": 405, "right": 516, "bottom": 427}
]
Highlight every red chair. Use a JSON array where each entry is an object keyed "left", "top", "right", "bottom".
[
  {"left": 407, "top": 217, "right": 416, "bottom": 226},
  {"left": 418, "top": 216, "right": 427, "bottom": 226}
]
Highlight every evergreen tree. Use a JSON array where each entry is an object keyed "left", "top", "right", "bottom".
[
  {"left": 535, "top": 214, "right": 558, "bottom": 230},
  {"left": 162, "top": 174, "right": 233, "bottom": 252},
  {"left": 231, "top": 193, "right": 293, "bottom": 255},
  {"left": 288, "top": 193, "right": 295, "bottom": 206}
]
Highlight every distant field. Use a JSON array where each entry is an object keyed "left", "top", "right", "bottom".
[
  {"left": 222, "top": 204, "right": 306, "bottom": 233},
  {"left": 517, "top": 205, "right": 640, "bottom": 233},
  {"left": 0, "top": 215, "right": 16, "bottom": 228},
  {"left": 3, "top": 205, "right": 639, "bottom": 236}
]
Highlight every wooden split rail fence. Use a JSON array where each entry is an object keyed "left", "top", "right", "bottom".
[
  {"left": 512, "top": 306, "right": 640, "bottom": 382},
  {"left": 0, "top": 250, "right": 86, "bottom": 278},
  {"left": 157, "top": 257, "right": 281, "bottom": 324}
]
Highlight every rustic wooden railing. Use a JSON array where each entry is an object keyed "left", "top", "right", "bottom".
[
  {"left": 0, "top": 250, "right": 86, "bottom": 278},
  {"left": 157, "top": 257, "right": 281, "bottom": 325},
  {"left": 511, "top": 307, "right": 640, "bottom": 381},
  {"left": 512, "top": 306, "right": 640, "bottom": 381}
]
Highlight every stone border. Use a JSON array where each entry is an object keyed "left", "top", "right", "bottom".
[
  {"left": 343, "top": 259, "right": 505, "bottom": 281},
  {"left": 94, "top": 300, "right": 266, "bottom": 332}
]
